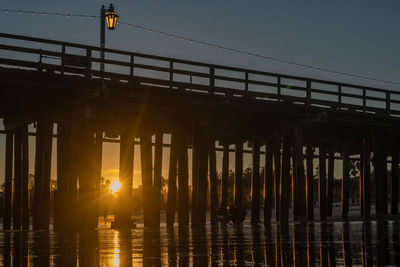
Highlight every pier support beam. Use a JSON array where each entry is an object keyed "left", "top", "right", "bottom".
[
  {"left": 21, "top": 125, "right": 29, "bottom": 230},
  {"left": 177, "top": 131, "right": 189, "bottom": 227},
  {"left": 166, "top": 131, "right": 178, "bottom": 227},
  {"left": 327, "top": 148, "right": 334, "bottom": 218},
  {"left": 221, "top": 143, "right": 229, "bottom": 211},
  {"left": 3, "top": 131, "right": 13, "bottom": 230},
  {"left": 264, "top": 138, "right": 274, "bottom": 225},
  {"left": 94, "top": 131, "right": 102, "bottom": 220},
  {"left": 117, "top": 131, "right": 134, "bottom": 228},
  {"left": 342, "top": 148, "right": 350, "bottom": 220},
  {"left": 392, "top": 150, "right": 399, "bottom": 215},
  {"left": 140, "top": 133, "right": 153, "bottom": 228},
  {"left": 360, "top": 151, "right": 365, "bottom": 216},
  {"left": 234, "top": 142, "right": 243, "bottom": 209},
  {"left": 13, "top": 127, "right": 22, "bottom": 230},
  {"left": 33, "top": 120, "right": 53, "bottom": 230},
  {"left": 273, "top": 138, "right": 281, "bottom": 221},
  {"left": 363, "top": 140, "right": 371, "bottom": 218},
  {"left": 279, "top": 135, "right": 291, "bottom": 232},
  {"left": 78, "top": 121, "right": 98, "bottom": 231},
  {"left": 55, "top": 113, "right": 81, "bottom": 231},
  {"left": 153, "top": 133, "right": 163, "bottom": 227},
  {"left": 209, "top": 141, "right": 218, "bottom": 224},
  {"left": 373, "top": 142, "right": 384, "bottom": 218},
  {"left": 55, "top": 117, "right": 66, "bottom": 231},
  {"left": 319, "top": 146, "right": 327, "bottom": 221},
  {"left": 191, "top": 130, "right": 200, "bottom": 226},
  {"left": 197, "top": 127, "right": 209, "bottom": 226},
  {"left": 382, "top": 151, "right": 388, "bottom": 215},
  {"left": 251, "top": 139, "right": 261, "bottom": 226},
  {"left": 306, "top": 146, "right": 314, "bottom": 220},
  {"left": 293, "top": 129, "right": 306, "bottom": 222}
]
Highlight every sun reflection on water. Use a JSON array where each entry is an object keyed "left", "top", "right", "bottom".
[{"left": 113, "top": 231, "right": 120, "bottom": 266}]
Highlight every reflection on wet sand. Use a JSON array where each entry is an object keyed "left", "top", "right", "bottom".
[{"left": 1, "top": 221, "right": 400, "bottom": 266}]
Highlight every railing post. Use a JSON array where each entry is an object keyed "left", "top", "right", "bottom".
[
  {"left": 245, "top": 71, "right": 249, "bottom": 96},
  {"left": 386, "top": 92, "right": 390, "bottom": 114},
  {"left": 38, "top": 49, "right": 43, "bottom": 71},
  {"left": 306, "top": 80, "right": 311, "bottom": 106},
  {"left": 130, "top": 55, "right": 134, "bottom": 77},
  {"left": 363, "top": 89, "right": 366, "bottom": 112},
  {"left": 338, "top": 85, "right": 342, "bottom": 110},
  {"left": 277, "top": 76, "right": 281, "bottom": 102},
  {"left": 169, "top": 61, "right": 173, "bottom": 89},
  {"left": 61, "top": 44, "right": 65, "bottom": 75},
  {"left": 86, "top": 48, "right": 92, "bottom": 79},
  {"left": 209, "top": 66, "right": 215, "bottom": 94}
]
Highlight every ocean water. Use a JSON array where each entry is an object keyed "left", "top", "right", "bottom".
[{"left": 0, "top": 219, "right": 399, "bottom": 266}]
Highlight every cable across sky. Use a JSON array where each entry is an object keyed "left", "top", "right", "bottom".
[{"left": 1, "top": 8, "right": 400, "bottom": 86}]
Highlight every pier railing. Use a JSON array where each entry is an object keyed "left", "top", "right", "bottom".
[{"left": 1, "top": 32, "right": 400, "bottom": 116}]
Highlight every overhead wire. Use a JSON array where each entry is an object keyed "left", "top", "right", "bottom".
[{"left": 1, "top": 8, "right": 399, "bottom": 86}]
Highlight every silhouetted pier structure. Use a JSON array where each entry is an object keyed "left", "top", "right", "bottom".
[{"left": 0, "top": 32, "right": 399, "bottom": 231}]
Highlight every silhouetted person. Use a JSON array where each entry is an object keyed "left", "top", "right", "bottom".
[
  {"left": 228, "top": 206, "right": 246, "bottom": 226},
  {"left": 216, "top": 205, "right": 246, "bottom": 226}
]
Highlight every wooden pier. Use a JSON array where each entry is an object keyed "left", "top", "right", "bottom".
[{"left": 0, "top": 32, "right": 399, "bottom": 230}]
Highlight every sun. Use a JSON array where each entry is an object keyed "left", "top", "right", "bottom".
[{"left": 110, "top": 181, "right": 121, "bottom": 193}]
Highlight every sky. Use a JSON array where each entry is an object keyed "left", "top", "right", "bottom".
[{"left": 0, "top": 1, "right": 399, "bottom": 187}]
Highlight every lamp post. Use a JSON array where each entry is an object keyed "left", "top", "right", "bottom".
[{"left": 100, "top": 4, "right": 119, "bottom": 73}]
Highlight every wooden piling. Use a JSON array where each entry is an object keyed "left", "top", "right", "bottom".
[
  {"left": 33, "top": 121, "right": 43, "bottom": 230},
  {"left": 264, "top": 138, "right": 274, "bottom": 225},
  {"left": 166, "top": 131, "right": 178, "bottom": 227},
  {"left": 94, "top": 130, "right": 103, "bottom": 219},
  {"left": 273, "top": 138, "right": 281, "bottom": 221},
  {"left": 117, "top": 131, "right": 134, "bottom": 228},
  {"left": 13, "top": 127, "right": 22, "bottom": 230},
  {"left": 209, "top": 141, "right": 218, "bottom": 224},
  {"left": 360, "top": 150, "right": 365, "bottom": 216},
  {"left": 177, "top": 131, "right": 189, "bottom": 227},
  {"left": 140, "top": 133, "right": 153, "bottom": 228},
  {"left": 153, "top": 133, "right": 163, "bottom": 227},
  {"left": 292, "top": 152, "right": 299, "bottom": 221},
  {"left": 363, "top": 140, "right": 371, "bottom": 218},
  {"left": 293, "top": 129, "right": 306, "bottom": 222},
  {"left": 42, "top": 122, "right": 53, "bottom": 229},
  {"left": 21, "top": 125, "right": 29, "bottom": 230},
  {"left": 78, "top": 122, "right": 97, "bottom": 231},
  {"left": 55, "top": 117, "right": 66, "bottom": 231},
  {"left": 197, "top": 127, "right": 209, "bottom": 226},
  {"left": 191, "top": 130, "right": 200, "bottom": 226},
  {"left": 251, "top": 139, "right": 261, "bottom": 226},
  {"left": 279, "top": 135, "right": 291, "bottom": 232},
  {"left": 382, "top": 151, "right": 388, "bottom": 215},
  {"left": 221, "top": 143, "right": 229, "bottom": 210},
  {"left": 3, "top": 131, "right": 13, "bottom": 230},
  {"left": 392, "top": 150, "right": 399, "bottom": 215},
  {"left": 319, "top": 146, "right": 327, "bottom": 221},
  {"left": 327, "top": 148, "right": 334, "bottom": 218},
  {"left": 306, "top": 146, "right": 314, "bottom": 220},
  {"left": 342, "top": 148, "right": 350, "bottom": 220},
  {"left": 374, "top": 143, "right": 384, "bottom": 218},
  {"left": 235, "top": 142, "right": 243, "bottom": 209},
  {"left": 65, "top": 114, "right": 80, "bottom": 231}
]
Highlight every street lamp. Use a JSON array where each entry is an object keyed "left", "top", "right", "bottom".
[
  {"left": 100, "top": 3, "right": 119, "bottom": 73},
  {"left": 105, "top": 4, "right": 119, "bottom": 30}
]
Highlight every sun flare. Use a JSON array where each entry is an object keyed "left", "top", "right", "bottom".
[{"left": 110, "top": 181, "right": 121, "bottom": 193}]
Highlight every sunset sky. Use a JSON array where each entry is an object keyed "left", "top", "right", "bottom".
[{"left": 0, "top": 1, "right": 399, "bottom": 187}]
